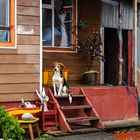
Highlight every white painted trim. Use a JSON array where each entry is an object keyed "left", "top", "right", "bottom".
[
  {"left": 52, "top": 0, "right": 54, "bottom": 47},
  {"left": 40, "top": 0, "right": 43, "bottom": 93},
  {"left": 76, "top": 0, "right": 78, "bottom": 52},
  {"left": 42, "top": 4, "right": 53, "bottom": 9},
  {"left": 100, "top": 27, "right": 104, "bottom": 84},
  {"left": 133, "top": 0, "right": 137, "bottom": 86},
  {"left": 0, "top": 0, "right": 17, "bottom": 49}
]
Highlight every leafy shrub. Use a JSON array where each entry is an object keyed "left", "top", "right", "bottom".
[{"left": 0, "top": 106, "right": 25, "bottom": 140}]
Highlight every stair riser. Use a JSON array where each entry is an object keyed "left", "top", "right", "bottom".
[{"left": 57, "top": 97, "right": 88, "bottom": 106}]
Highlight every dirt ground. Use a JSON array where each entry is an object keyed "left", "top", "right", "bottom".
[{"left": 47, "top": 132, "right": 118, "bottom": 140}]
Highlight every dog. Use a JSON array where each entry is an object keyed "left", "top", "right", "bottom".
[{"left": 52, "top": 62, "right": 72, "bottom": 103}]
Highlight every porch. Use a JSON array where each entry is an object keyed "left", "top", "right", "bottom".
[{"left": 0, "top": 85, "right": 138, "bottom": 133}]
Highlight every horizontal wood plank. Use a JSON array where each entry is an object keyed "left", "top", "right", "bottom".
[
  {"left": 0, "top": 55, "right": 40, "bottom": 64},
  {"left": 17, "top": 25, "right": 40, "bottom": 35},
  {"left": 0, "top": 93, "right": 37, "bottom": 102},
  {"left": 0, "top": 64, "right": 40, "bottom": 74},
  {"left": 17, "top": 6, "right": 40, "bottom": 16},
  {"left": 0, "top": 83, "right": 39, "bottom": 94},
  {"left": 0, "top": 74, "right": 39, "bottom": 84},
  {"left": 66, "top": 116, "right": 98, "bottom": 123},
  {"left": 17, "top": 45, "right": 40, "bottom": 54},
  {"left": 17, "top": 0, "right": 40, "bottom": 7},
  {"left": 60, "top": 105, "right": 92, "bottom": 110},
  {"left": 17, "top": 35, "right": 40, "bottom": 45},
  {"left": 17, "top": 15, "right": 40, "bottom": 26}
]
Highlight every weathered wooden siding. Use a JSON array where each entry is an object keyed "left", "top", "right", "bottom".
[
  {"left": 78, "top": 0, "right": 101, "bottom": 82},
  {"left": 0, "top": 0, "right": 40, "bottom": 102}
]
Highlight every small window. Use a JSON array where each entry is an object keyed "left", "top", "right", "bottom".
[
  {"left": 0, "top": 0, "right": 15, "bottom": 48},
  {"left": 42, "top": 0, "right": 77, "bottom": 50}
]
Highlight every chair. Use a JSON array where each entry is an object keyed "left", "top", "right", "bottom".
[
  {"left": 36, "top": 101, "right": 57, "bottom": 131},
  {"left": 6, "top": 108, "right": 40, "bottom": 140}
]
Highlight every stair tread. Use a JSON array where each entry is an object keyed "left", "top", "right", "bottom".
[
  {"left": 60, "top": 105, "right": 92, "bottom": 110},
  {"left": 66, "top": 116, "right": 99, "bottom": 123},
  {"left": 44, "top": 121, "right": 56, "bottom": 125},
  {"left": 55, "top": 94, "right": 85, "bottom": 98}
]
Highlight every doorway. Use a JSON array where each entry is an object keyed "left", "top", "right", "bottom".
[{"left": 104, "top": 28, "right": 132, "bottom": 86}]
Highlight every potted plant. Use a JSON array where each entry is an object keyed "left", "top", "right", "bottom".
[{"left": 76, "top": 22, "right": 105, "bottom": 85}]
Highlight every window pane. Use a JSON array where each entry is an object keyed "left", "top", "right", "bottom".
[
  {"left": 42, "top": 9, "right": 52, "bottom": 46},
  {"left": 42, "top": 0, "right": 51, "bottom": 4},
  {"left": 65, "top": 22, "right": 72, "bottom": 47},
  {"left": 0, "top": 30, "right": 9, "bottom": 42},
  {"left": 65, "top": 12, "right": 72, "bottom": 21},
  {"left": 55, "top": 13, "right": 68, "bottom": 47},
  {"left": 62, "top": 0, "right": 72, "bottom": 6},
  {"left": 0, "top": 0, "right": 9, "bottom": 26}
]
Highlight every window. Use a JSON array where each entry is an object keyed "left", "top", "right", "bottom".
[
  {"left": 0, "top": 0, "right": 15, "bottom": 48},
  {"left": 42, "top": 0, "right": 77, "bottom": 50}
]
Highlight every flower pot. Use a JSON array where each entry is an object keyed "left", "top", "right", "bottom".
[{"left": 82, "top": 71, "right": 98, "bottom": 85}]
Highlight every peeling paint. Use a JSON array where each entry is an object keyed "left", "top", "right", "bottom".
[{"left": 17, "top": 25, "right": 34, "bottom": 35}]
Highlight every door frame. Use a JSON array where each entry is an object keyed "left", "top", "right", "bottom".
[{"left": 100, "top": 27, "right": 133, "bottom": 86}]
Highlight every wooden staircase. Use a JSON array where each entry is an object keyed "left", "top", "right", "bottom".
[{"left": 46, "top": 87, "right": 104, "bottom": 133}]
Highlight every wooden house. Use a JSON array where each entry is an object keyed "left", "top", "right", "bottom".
[{"left": 0, "top": 0, "right": 140, "bottom": 132}]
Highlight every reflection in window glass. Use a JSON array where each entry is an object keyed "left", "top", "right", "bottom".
[
  {"left": 54, "top": 12, "right": 69, "bottom": 47},
  {"left": 42, "top": 0, "right": 51, "bottom": 4},
  {"left": 62, "top": 0, "right": 72, "bottom": 6},
  {"left": 42, "top": 0, "right": 74, "bottom": 48},
  {"left": 0, "top": 30, "right": 9, "bottom": 42},
  {"left": 0, "top": 0, "right": 9, "bottom": 26},
  {"left": 65, "top": 12, "right": 72, "bottom": 21},
  {"left": 42, "top": 9, "right": 52, "bottom": 46},
  {"left": 65, "top": 22, "right": 72, "bottom": 46}
]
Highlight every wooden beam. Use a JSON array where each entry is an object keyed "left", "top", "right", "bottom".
[{"left": 133, "top": 0, "right": 137, "bottom": 86}]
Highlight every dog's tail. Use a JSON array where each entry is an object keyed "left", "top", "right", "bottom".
[{"left": 69, "top": 93, "right": 72, "bottom": 103}]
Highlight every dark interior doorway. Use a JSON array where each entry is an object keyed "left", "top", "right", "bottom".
[
  {"left": 104, "top": 28, "right": 119, "bottom": 85},
  {"left": 104, "top": 28, "right": 131, "bottom": 86}
]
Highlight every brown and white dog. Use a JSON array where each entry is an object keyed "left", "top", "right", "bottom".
[{"left": 52, "top": 62, "right": 72, "bottom": 103}]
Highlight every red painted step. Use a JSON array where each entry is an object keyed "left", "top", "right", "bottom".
[
  {"left": 66, "top": 116, "right": 98, "bottom": 123},
  {"left": 60, "top": 105, "right": 92, "bottom": 110},
  {"left": 55, "top": 94, "right": 85, "bottom": 98},
  {"left": 46, "top": 87, "right": 104, "bottom": 132}
]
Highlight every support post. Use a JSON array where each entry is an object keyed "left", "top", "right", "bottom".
[
  {"left": 118, "top": 0, "right": 123, "bottom": 85},
  {"left": 133, "top": 0, "right": 138, "bottom": 86}
]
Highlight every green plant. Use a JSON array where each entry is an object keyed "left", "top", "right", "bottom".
[{"left": 0, "top": 106, "right": 25, "bottom": 140}]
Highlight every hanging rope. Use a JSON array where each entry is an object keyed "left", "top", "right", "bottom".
[{"left": 121, "top": 80, "right": 139, "bottom": 102}]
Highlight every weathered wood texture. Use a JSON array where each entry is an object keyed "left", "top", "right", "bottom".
[
  {"left": 43, "top": 52, "right": 100, "bottom": 85},
  {"left": 0, "top": 0, "right": 40, "bottom": 102},
  {"left": 78, "top": 0, "right": 101, "bottom": 39}
]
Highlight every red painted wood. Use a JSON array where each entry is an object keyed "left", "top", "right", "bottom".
[
  {"left": 66, "top": 116, "right": 98, "bottom": 123},
  {"left": 47, "top": 88, "right": 71, "bottom": 132},
  {"left": 80, "top": 86, "right": 138, "bottom": 121},
  {"left": 36, "top": 101, "right": 57, "bottom": 131},
  {"left": 128, "top": 31, "right": 132, "bottom": 86},
  {"left": 60, "top": 105, "right": 91, "bottom": 110},
  {"left": 81, "top": 88, "right": 105, "bottom": 129},
  {"left": 0, "top": 86, "right": 138, "bottom": 129}
]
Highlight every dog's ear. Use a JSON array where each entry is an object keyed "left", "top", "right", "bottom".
[
  {"left": 52, "top": 62, "right": 56, "bottom": 68},
  {"left": 60, "top": 63, "right": 65, "bottom": 70}
]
